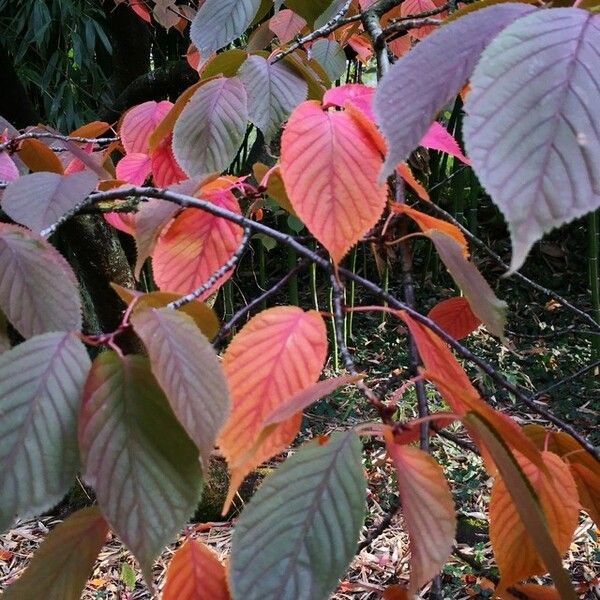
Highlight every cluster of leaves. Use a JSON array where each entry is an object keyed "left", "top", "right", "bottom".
[{"left": 0, "top": 0, "right": 599, "bottom": 599}]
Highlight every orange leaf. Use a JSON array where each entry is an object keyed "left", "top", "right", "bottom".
[
  {"left": 569, "top": 463, "right": 600, "bottom": 527},
  {"left": 501, "top": 584, "right": 560, "bottom": 599},
  {"left": 162, "top": 539, "right": 230, "bottom": 600},
  {"left": 397, "top": 162, "right": 429, "bottom": 201},
  {"left": 18, "top": 139, "right": 64, "bottom": 174},
  {"left": 393, "top": 204, "right": 468, "bottom": 257},
  {"left": 523, "top": 424, "right": 600, "bottom": 525},
  {"left": 490, "top": 451, "right": 580, "bottom": 591},
  {"left": 427, "top": 296, "right": 481, "bottom": 340},
  {"left": 385, "top": 432, "right": 456, "bottom": 596},
  {"left": 281, "top": 100, "right": 387, "bottom": 263},
  {"left": 395, "top": 310, "right": 477, "bottom": 415},
  {"left": 69, "top": 121, "right": 110, "bottom": 139},
  {"left": 217, "top": 307, "right": 327, "bottom": 512},
  {"left": 152, "top": 179, "right": 243, "bottom": 298}
]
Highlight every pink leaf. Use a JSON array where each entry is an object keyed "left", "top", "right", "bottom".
[
  {"left": 323, "top": 84, "right": 375, "bottom": 120},
  {"left": 104, "top": 212, "right": 137, "bottom": 236},
  {"left": 120, "top": 100, "right": 173, "bottom": 155},
  {"left": 420, "top": 122, "right": 471, "bottom": 165},
  {"left": 269, "top": 9, "right": 306, "bottom": 43},
  {"left": 0, "top": 152, "right": 19, "bottom": 183},
  {"left": 115, "top": 152, "right": 152, "bottom": 185}
]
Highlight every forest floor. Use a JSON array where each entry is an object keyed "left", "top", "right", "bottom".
[{"left": 1, "top": 216, "right": 600, "bottom": 598}]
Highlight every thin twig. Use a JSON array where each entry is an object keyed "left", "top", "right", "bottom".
[
  {"left": 271, "top": 0, "right": 354, "bottom": 63},
  {"left": 213, "top": 259, "right": 312, "bottom": 348},
  {"left": 0, "top": 131, "right": 118, "bottom": 152},
  {"left": 532, "top": 358, "right": 600, "bottom": 400},
  {"left": 330, "top": 273, "right": 395, "bottom": 422}
]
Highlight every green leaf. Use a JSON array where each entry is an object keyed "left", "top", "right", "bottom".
[
  {"left": 2, "top": 507, "right": 108, "bottom": 600},
  {"left": 79, "top": 352, "right": 203, "bottom": 583},
  {"left": 0, "top": 224, "right": 82, "bottom": 338},
  {"left": 173, "top": 77, "right": 248, "bottom": 178},
  {"left": 0, "top": 332, "right": 91, "bottom": 532},
  {"left": 463, "top": 9, "right": 600, "bottom": 272},
  {"left": 190, "top": 0, "right": 263, "bottom": 55},
  {"left": 130, "top": 307, "right": 230, "bottom": 469},
  {"left": 238, "top": 55, "right": 308, "bottom": 144},
  {"left": 229, "top": 431, "right": 366, "bottom": 600},
  {"left": 463, "top": 412, "right": 577, "bottom": 600},
  {"left": 120, "top": 563, "right": 137, "bottom": 590},
  {"left": 310, "top": 39, "right": 346, "bottom": 82}
]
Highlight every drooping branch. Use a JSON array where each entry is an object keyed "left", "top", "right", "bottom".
[{"left": 47, "top": 185, "right": 600, "bottom": 462}]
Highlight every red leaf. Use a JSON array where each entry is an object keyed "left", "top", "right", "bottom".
[
  {"left": 104, "top": 212, "right": 136, "bottom": 236},
  {"left": 162, "top": 539, "right": 230, "bottom": 600},
  {"left": 427, "top": 296, "right": 481, "bottom": 340},
  {"left": 217, "top": 306, "right": 328, "bottom": 512},
  {"left": 152, "top": 178, "right": 243, "bottom": 298},
  {"left": 269, "top": 9, "right": 306, "bottom": 43},
  {"left": 401, "top": 0, "right": 440, "bottom": 39},
  {"left": 128, "top": 0, "right": 152, "bottom": 23},
  {"left": 385, "top": 432, "right": 456, "bottom": 596},
  {"left": 281, "top": 100, "right": 387, "bottom": 263},
  {"left": 120, "top": 100, "right": 173, "bottom": 155}
]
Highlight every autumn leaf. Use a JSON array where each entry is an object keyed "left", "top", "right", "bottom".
[
  {"left": 393, "top": 204, "right": 468, "bottom": 257},
  {"left": 281, "top": 100, "right": 387, "bottom": 263},
  {"left": 111, "top": 284, "right": 220, "bottom": 339},
  {"left": 152, "top": 179, "right": 243, "bottom": 297},
  {"left": 426, "top": 230, "right": 507, "bottom": 338},
  {"left": 79, "top": 353, "right": 203, "bottom": 583},
  {"left": 489, "top": 451, "right": 579, "bottom": 591},
  {"left": 427, "top": 296, "right": 481, "bottom": 340},
  {"left": 120, "top": 100, "right": 173, "bottom": 155},
  {"left": 217, "top": 306, "right": 327, "bottom": 512},
  {"left": 162, "top": 539, "right": 230, "bottom": 600},
  {"left": 131, "top": 307, "right": 230, "bottom": 469},
  {"left": 385, "top": 431, "right": 456, "bottom": 596}
]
